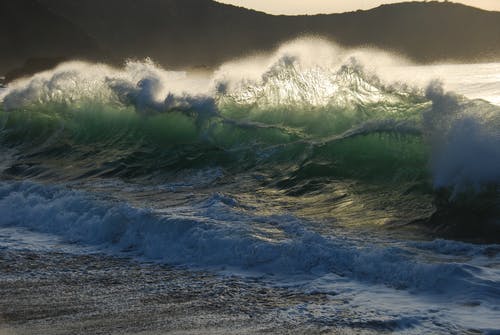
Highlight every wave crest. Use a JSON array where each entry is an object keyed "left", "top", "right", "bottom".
[{"left": 1, "top": 39, "right": 499, "bottom": 201}]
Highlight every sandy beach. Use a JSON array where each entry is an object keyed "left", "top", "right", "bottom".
[{"left": 0, "top": 248, "right": 376, "bottom": 335}]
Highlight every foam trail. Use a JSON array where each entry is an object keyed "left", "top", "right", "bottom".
[{"left": 1, "top": 180, "right": 499, "bottom": 302}]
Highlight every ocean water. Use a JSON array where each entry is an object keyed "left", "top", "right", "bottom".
[{"left": 0, "top": 39, "right": 499, "bottom": 333}]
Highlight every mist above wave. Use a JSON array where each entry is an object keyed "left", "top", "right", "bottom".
[
  {"left": 0, "top": 39, "right": 413, "bottom": 111},
  {"left": 424, "top": 82, "right": 500, "bottom": 195}
]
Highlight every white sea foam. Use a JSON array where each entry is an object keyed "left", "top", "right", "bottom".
[
  {"left": 2, "top": 38, "right": 499, "bottom": 109},
  {"left": 0, "top": 180, "right": 498, "bottom": 297},
  {"left": 0, "top": 59, "right": 211, "bottom": 112}
]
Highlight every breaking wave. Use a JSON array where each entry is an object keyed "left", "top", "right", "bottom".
[
  {"left": 0, "top": 39, "right": 499, "bottom": 232},
  {"left": 1, "top": 39, "right": 499, "bottom": 335}
]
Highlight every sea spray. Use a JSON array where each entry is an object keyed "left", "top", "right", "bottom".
[{"left": 0, "top": 38, "right": 498, "bottom": 235}]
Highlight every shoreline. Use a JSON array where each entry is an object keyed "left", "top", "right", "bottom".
[{"left": 0, "top": 248, "right": 368, "bottom": 335}]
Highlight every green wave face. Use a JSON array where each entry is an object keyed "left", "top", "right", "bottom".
[
  {"left": 0, "top": 50, "right": 498, "bottom": 203},
  {"left": 0, "top": 64, "right": 430, "bottom": 185},
  {"left": 1, "top": 39, "right": 498, "bottom": 241}
]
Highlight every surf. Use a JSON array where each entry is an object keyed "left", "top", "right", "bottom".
[
  {"left": 1, "top": 38, "right": 500, "bottom": 334},
  {"left": 0, "top": 38, "right": 499, "bottom": 240}
]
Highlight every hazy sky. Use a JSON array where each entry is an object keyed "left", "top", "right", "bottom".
[{"left": 216, "top": 0, "right": 500, "bottom": 15}]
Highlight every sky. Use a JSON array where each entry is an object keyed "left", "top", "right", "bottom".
[{"left": 216, "top": 0, "right": 500, "bottom": 15}]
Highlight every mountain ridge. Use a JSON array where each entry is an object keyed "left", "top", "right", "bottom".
[{"left": 2, "top": 0, "right": 500, "bottom": 80}]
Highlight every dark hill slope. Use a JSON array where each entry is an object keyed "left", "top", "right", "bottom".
[
  {"left": 303, "top": 1, "right": 500, "bottom": 62},
  {"left": 38, "top": 0, "right": 295, "bottom": 67},
  {"left": 0, "top": 0, "right": 101, "bottom": 74},
  {"left": 37, "top": 0, "right": 500, "bottom": 65},
  {"left": 2, "top": 0, "right": 500, "bottom": 78}
]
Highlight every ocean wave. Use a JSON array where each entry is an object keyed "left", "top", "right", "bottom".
[
  {"left": 0, "top": 41, "right": 426, "bottom": 176},
  {"left": 0, "top": 39, "right": 499, "bottom": 217}
]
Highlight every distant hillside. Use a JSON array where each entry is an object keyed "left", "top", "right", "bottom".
[
  {"left": 0, "top": 0, "right": 101, "bottom": 75},
  {"left": 2, "top": 0, "right": 500, "bottom": 79},
  {"left": 305, "top": 1, "right": 500, "bottom": 63},
  {"left": 38, "top": 0, "right": 287, "bottom": 68}
]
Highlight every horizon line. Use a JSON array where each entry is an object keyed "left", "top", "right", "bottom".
[{"left": 214, "top": 0, "right": 500, "bottom": 16}]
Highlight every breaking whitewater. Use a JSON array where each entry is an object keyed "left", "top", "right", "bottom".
[{"left": 1, "top": 39, "right": 499, "bottom": 334}]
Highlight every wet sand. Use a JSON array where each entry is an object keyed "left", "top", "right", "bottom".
[{"left": 0, "top": 249, "right": 373, "bottom": 335}]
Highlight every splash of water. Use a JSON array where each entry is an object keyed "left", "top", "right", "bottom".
[{"left": 0, "top": 38, "right": 499, "bottom": 196}]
